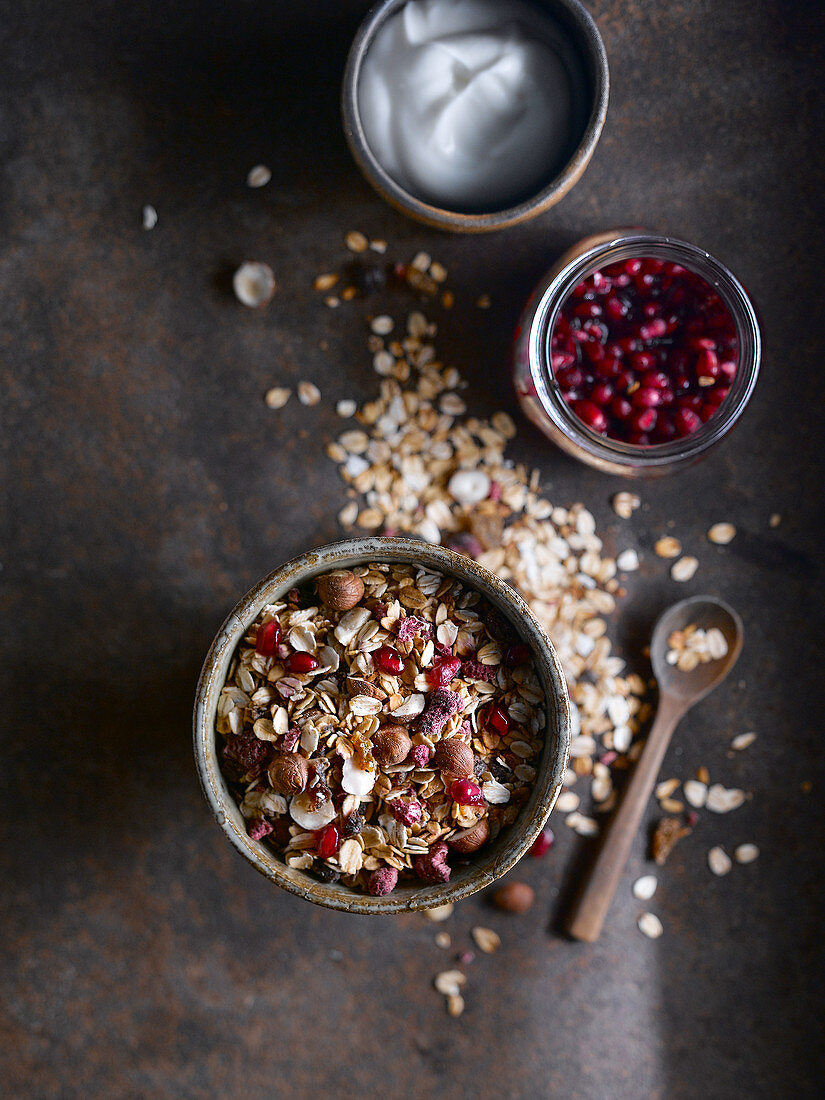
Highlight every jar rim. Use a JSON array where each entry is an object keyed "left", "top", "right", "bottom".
[{"left": 527, "top": 232, "right": 762, "bottom": 468}]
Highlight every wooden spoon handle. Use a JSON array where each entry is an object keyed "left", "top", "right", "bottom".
[{"left": 566, "top": 694, "right": 685, "bottom": 943}]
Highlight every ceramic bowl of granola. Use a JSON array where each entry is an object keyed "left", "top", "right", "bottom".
[{"left": 194, "top": 537, "right": 570, "bottom": 913}]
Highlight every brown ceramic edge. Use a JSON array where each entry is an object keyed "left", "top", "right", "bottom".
[
  {"left": 193, "top": 537, "right": 571, "bottom": 914},
  {"left": 340, "top": 0, "right": 610, "bottom": 233}
]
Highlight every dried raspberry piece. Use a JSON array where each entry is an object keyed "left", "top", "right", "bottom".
[
  {"left": 433, "top": 642, "right": 454, "bottom": 659},
  {"left": 222, "top": 735, "right": 271, "bottom": 779},
  {"left": 281, "top": 726, "right": 300, "bottom": 752},
  {"left": 395, "top": 615, "right": 433, "bottom": 644},
  {"left": 461, "top": 659, "right": 497, "bottom": 682},
  {"left": 247, "top": 817, "right": 274, "bottom": 841},
  {"left": 388, "top": 798, "right": 423, "bottom": 827},
  {"left": 417, "top": 688, "right": 464, "bottom": 740},
  {"left": 414, "top": 841, "right": 451, "bottom": 884},
  {"left": 410, "top": 744, "right": 432, "bottom": 768},
  {"left": 371, "top": 601, "right": 389, "bottom": 620},
  {"left": 368, "top": 866, "right": 399, "bottom": 896}
]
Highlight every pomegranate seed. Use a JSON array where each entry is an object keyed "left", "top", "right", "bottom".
[
  {"left": 556, "top": 366, "right": 584, "bottom": 389},
  {"left": 632, "top": 387, "right": 663, "bottom": 408},
  {"left": 582, "top": 339, "right": 605, "bottom": 363},
  {"left": 530, "top": 828, "right": 554, "bottom": 858},
  {"left": 610, "top": 396, "right": 633, "bottom": 420},
  {"left": 705, "top": 385, "right": 730, "bottom": 406},
  {"left": 572, "top": 400, "right": 608, "bottom": 433},
  {"left": 631, "top": 351, "right": 657, "bottom": 373},
  {"left": 595, "top": 357, "right": 622, "bottom": 378},
  {"left": 642, "top": 370, "right": 671, "bottom": 390},
  {"left": 638, "top": 318, "right": 667, "bottom": 340},
  {"left": 428, "top": 656, "right": 461, "bottom": 687},
  {"left": 690, "top": 337, "right": 717, "bottom": 350},
  {"left": 719, "top": 360, "right": 738, "bottom": 380},
  {"left": 480, "top": 703, "right": 511, "bottom": 736},
  {"left": 287, "top": 651, "right": 319, "bottom": 674},
  {"left": 315, "top": 824, "right": 340, "bottom": 859},
  {"left": 696, "top": 348, "right": 719, "bottom": 376},
  {"left": 591, "top": 382, "right": 614, "bottom": 405},
  {"left": 255, "top": 619, "right": 282, "bottom": 656},
  {"left": 551, "top": 351, "right": 576, "bottom": 370},
  {"left": 674, "top": 408, "right": 702, "bottom": 435},
  {"left": 653, "top": 414, "right": 677, "bottom": 442},
  {"left": 624, "top": 258, "right": 643, "bottom": 276},
  {"left": 631, "top": 408, "right": 657, "bottom": 433},
  {"left": 374, "top": 645, "right": 404, "bottom": 674},
  {"left": 605, "top": 295, "right": 629, "bottom": 321},
  {"left": 449, "top": 779, "right": 485, "bottom": 807},
  {"left": 573, "top": 301, "right": 603, "bottom": 319}
]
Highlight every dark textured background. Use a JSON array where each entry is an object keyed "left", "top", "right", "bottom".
[{"left": 2, "top": 1, "right": 824, "bottom": 1097}]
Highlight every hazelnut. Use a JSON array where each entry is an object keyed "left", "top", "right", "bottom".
[
  {"left": 371, "top": 724, "right": 412, "bottom": 767},
  {"left": 317, "top": 570, "right": 364, "bottom": 611},
  {"left": 433, "top": 738, "right": 474, "bottom": 778},
  {"left": 448, "top": 816, "right": 489, "bottom": 854},
  {"left": 267, "top": 753, "right": 309, "bottom": 795},
  {"left": 492, "top": 881, "right": 535, "bottom": 914}
]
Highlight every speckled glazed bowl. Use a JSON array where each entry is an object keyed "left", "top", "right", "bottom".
[
  {"left": 193, "top": 537, "right": 570, "bottom": 913},
  {"left": 341, "top": 0, "right": 609, "bottom": 232}
]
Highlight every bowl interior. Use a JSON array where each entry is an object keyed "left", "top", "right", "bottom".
[
  {"left": 194, "top": 538, "right": 571, "bottom": 913},
  {"left": 342, "top": 0, "right": 609, "bottom": 229}
]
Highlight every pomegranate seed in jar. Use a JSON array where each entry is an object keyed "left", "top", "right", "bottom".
[
  {"left": 427, "top": 656, "right": 461, "bottom": 687},
  {"left": 286, "top": 651, "right": 319, "bottom": 674},
  {"left": 374, "top": 645, "right": 405, "bottom": 674},
  {"left": 255, "top": 619, "right": 282, "bottom": 657}
]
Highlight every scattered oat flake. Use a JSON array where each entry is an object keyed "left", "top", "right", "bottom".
[
  {"left": 336, "top": 399, "right": 357, "bottom": 418},
  {"left": 297, "top": 381, "right": 321, "bottom": 406},
  {"left": 426, "top": 903, "right": 455, "bottom": 923},
  {"left": 345, "top": 230, "right": 369, "bottom": 253},
  {"left": 769, "top": 513, "right": 781, "bottom": 528},
  {"left": 638, "top": 912, "right": 664, "bottom": 939},
  {"left": 338, "top": 501, "right": 358, "bottom": 526},
  {"left": 633, "top": 875, "right": 658, "bottom": 900},
  {"left": 142, "top": 204, "right": 157, "bottom": 230},
  {"left": 447, "top": 993, "right": 465, "bottom": 1017},
  {"left": 708, "top": 522, "right": 736, "bottom": 545},
  {"left": 613, "top": 492, "right": 641, "bottom": 519},
  {"left": 683, "top": 779, "right": 708, "bottom": 808},
  {"left": 370, "top": 238, "right": 387, "bottom": 254},
  {"left": 616, "top": 549, "right": 639, "bottom": 571},
  {"left": 708, "top": 846, "right": 732, "bottom": 876},
  {"left": 471, "top": 927, "right": 501, "bottom": 954},
  {"left": 371, "top": 315, "right": 394, "bottom": 335},
  {"left": 314, "top": 273, "right": 339, "bottom": 291},
  {"left": 265, "top": 386, "right": 291, "bottom": 410},
  {"left": 671, "top": 556, "right": 699, "bottom": 582},
  {"left": 435, "top": 931, "right": 451, "bottom": 949},
  {"left": 246, "top": 164, "right": 271, "bottom": 188},
  {"left": 705, "top": 784, "right": 746, "bottom": 813},
  {"left": 655, "top": 778, "right": 680, "bottom": 800},
  {"left": 655, "top": 536, "right": 682, "bottom": 558},
  {"left": 434, "top": 970, "right": 466, "bottom": 996},
  {"left": 476, "top": 294, "right": 491, "bottom": 309},
  {"left": 731, "top": 732, "right": 756, "bottom": 751},
  {"left": 735, "top": 843, "right": 759, "bottom": 864},
  {"left": 233, "top": 261, "right": 276, "bottom": 308},
  {"left": 411, "top": 251, "right": 431, "bottom": 271}
]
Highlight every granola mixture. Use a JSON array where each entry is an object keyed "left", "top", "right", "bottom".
[{"left": 217, "top": 562, "right": 546, "bottom": 895}]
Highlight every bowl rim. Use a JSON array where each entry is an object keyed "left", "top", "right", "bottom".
[
  {"left": 193, "top": 536, "right": 571, "bottom": 913},
  {"left": 340, "top": 0, "right": 610, "bottom": 232}
]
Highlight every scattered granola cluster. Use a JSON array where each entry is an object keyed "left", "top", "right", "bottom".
[
  {"left": 666, "top": 624, "right": 729, "bottom": 670},
  {"left": 217, "top": 563, "right": 546, "bottom": 894}
]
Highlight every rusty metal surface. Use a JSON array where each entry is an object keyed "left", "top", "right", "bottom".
[{"left": 1, "top": 0, "right": 824, "bottom": 1097}]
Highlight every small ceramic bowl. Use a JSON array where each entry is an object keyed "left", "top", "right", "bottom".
[
  {"left": 193, "top": 537, "right": 571, "bottom": 913},
  {"left": 341, "top": 0, "right": 609, "bottom": 232}
]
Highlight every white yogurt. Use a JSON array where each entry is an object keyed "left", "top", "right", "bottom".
[{"left": 358, "top": 0, "right": 578, "bottom": 211}]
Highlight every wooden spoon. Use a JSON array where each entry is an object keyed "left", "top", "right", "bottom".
[{"left": 567, "top": 595, "right": 743, "bottom": 942}]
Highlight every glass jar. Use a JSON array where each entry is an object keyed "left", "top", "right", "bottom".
[{"left": 512, "top": 229, "right": 761, "bottom": 477}]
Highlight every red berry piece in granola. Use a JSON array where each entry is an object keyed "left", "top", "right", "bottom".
[
  {"left": 222, "top": 735, "right": 271, "bottom": 779},
  {"left": 395, "top": 615, "right": 433, "bottom": 644},
  {"left": 368, "top": 866, "right": 399, "bottom": 896},
  {"left": 255, "top": 619, "right": 282, "bottom": 656},
  {"left": 462, "top": 659, "right": 498, "bottom": 682},
  {"left": 388, "top": 797, "right": 423, "bottom": 827},
  {"left": 505, "top": 643, "right": 531, "bottom": 667},
  {"left": 374, "top": 645, "right": 405, "bottom": 674},
  {"left": 479, "top": 703, "right": 511, "bottom": 736},
  {"left": 417, "top": 688, "right": 464, "bottom": 739},
  {"left": 315, "top": 823, "right": 340, "bottom": 859},
  {"left": 428, "top": 656, "right": 462, "bottom": 687},
  {"left": 248, "top": 818, "right": 274, "bottom": 841},
  {"left": 414, "top": 841, "right": 451, "bottom": 884},
  {"left": 410, "top": 744, "right": 433, "bottom": 767},
  {"left": 281, "top": 726, "right": 301, "bottom": 752},
  {"left": 286, "top": 652, "right": 319, "bottom": 674},
  {"left": 449, "top": 778, "right": 485, "bottom": 807}
]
